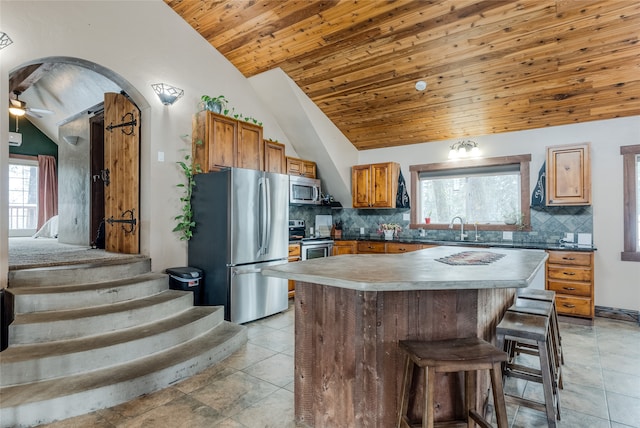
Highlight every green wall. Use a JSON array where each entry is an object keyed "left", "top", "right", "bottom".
[{"left": 8, "top": 115, "right": 58, "bottom": 161}]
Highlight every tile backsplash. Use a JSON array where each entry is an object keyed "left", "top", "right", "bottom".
[{"left": 289, "top": 204, "right": 593, "bottom": 244}]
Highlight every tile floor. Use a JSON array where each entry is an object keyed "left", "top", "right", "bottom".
[{"left": 39, "top": 302, "right": 640, "bottom": 428}]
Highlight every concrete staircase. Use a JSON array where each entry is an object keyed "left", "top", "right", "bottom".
[{"left": 0, "top": 257, "right": 247, "bottom": 427}]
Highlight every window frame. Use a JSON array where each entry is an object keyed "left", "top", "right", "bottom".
[
  {"left": 409, "top": 154, "right": 531, "bottom": 231},
  {"left": 620, "top": 144, "right": 640, "bottom": 262}
]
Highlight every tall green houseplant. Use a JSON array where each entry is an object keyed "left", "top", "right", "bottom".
[{"left": 173, "top": 146, "right": 202, "bottom": 241}]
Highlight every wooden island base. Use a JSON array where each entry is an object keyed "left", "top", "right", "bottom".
[{"left": 294, "top": 281, "right": 515, "bottom": 427}]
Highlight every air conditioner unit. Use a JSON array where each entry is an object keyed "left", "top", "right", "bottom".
[{"left": 9, "top": 132, "right": 22, "bottom": 147}]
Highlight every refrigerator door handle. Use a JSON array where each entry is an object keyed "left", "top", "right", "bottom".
[
  {"left": 232, "top": 267, "right": 263, "bottom": 276},
  {"left": 258, "top": 177, "right": 268, "bottom": 255},
  {"left": 264, "top": 177, "right": 272, "bottom": 253}
]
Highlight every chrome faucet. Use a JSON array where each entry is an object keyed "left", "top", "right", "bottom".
[{"left": 449, "top": 216, "right": 466, "bottom": 241}]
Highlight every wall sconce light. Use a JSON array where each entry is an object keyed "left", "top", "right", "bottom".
[
  {"left": 151, "top": 83, "right": 184, "bottom": 106},
  {"left": 448, "top": 140, "right": 481, "bottom": 159},
  {"left": 0, "top": 32, "right": 13, "bottom": 50},
  {"left": 63, "top": 135, "right": 79, "bottom": 145}
]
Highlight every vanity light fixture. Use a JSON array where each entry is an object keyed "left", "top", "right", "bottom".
[
  {"left": 0, "top": 32, "right": 13, "bottom": 50},
  {"left": 448, "top": 140, "right": 481, "bottom": 160},
  {"left": 151, "top": 83, "right": 184, "bottom": 106}
]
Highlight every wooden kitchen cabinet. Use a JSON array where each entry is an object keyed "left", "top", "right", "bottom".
[
  {"left": 546, "top": 250, "right": 594, "bottom": 320},
  {"left": 237, "top": 121, "right": 264, "bottom": 170},
  {"left": 333, "top": 240, "right": 357, "bottom": 256},
  {"left": 287, "top": 243, "right": 301, "bottom": 298},
  {"left": 192, "top": 110, "right": 263, "bottom": 172},
  {"left": 357, "top": 241, "right": 386, "bottom": 254},
  {"left": 286, "top": 156, "right": 316, "bottom": 178},
  {"left": 385, "top": 242, "right": 424, "bottom": 253},
  {"left": 352, "top": 162, "right": 400, "bottom": 208},
  {"left": 264, "top": 139, "right": 286, "bottom": 174},
  {"left": 546, "top": 143, "right": 591, "bottom": 205}
]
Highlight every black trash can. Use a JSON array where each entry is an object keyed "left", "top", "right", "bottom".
[
  {"left": 166, "top": 267, "right": 203, "bottom": 305},
  {"left": 1, "top": 289, "right": 15, "bottom": 352}
]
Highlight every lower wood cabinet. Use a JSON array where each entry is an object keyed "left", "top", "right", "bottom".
[
  {"left": 287, "top": 243, "right": 301, "bottom": 298},
  {"left": 546, "top": 250, "right": 594, "bottom": 319},
  {"left": 357, "top": 241, "right": 386, "bottom": 254},
  {"left": 343, "top": 240, "right": 433, "bottom": 254},
  {"left": 333, "top": 240, "right": 357, "bottom": 256}
]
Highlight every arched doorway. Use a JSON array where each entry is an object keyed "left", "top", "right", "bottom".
[{"left": 8, "top": 57, "right": 149, "bottom": 267}]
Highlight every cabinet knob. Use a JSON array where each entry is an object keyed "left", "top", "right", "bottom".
[
  {"left": 562, "top": 272, "right": 576, "bottom": 276},
  {"left": 562, "top": 257, "right": 576, "bottom": 260},
  {"left": 563, "top": 303, "right": 576, "bottom": 308},
  {"left": 563, "top": 287, "right": 576, "bottom": 291}
]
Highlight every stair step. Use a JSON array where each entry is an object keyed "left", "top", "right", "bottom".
[
  {"left": 7, "top": 257, "right": 151, "bottom": 288},
  {"left": 9, "top": 273, "right": 170, "bottom": 314},
  {"left": 0, "top": 306, "right": 225, "bottom": 386},
  {"left": 9, "top": 289, "right": 193, "bottom": 345},
  {"left": 0, "top": 321, "right": 247, "bottom": 428}
]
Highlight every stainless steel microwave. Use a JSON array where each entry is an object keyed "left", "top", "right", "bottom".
[{"left": 289, "top": 175, "right": 321, "bottom": 205}]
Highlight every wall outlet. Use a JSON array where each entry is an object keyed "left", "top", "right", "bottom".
[
  {"left": 157, "top": 151, "right": 165, "bottom": 162},
  {"left": 360, "top": 227, "right": 365, "bottom": 235},
  {"left": 502, "top": 231, "right": 513, "bottom": 240},
  {"left": 403, "top": 213, "right": 410, "bottom": 221}
]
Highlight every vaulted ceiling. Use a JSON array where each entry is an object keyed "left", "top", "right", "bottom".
[{"left": 166, "top": 0, "right": 640, "bottom": 150}]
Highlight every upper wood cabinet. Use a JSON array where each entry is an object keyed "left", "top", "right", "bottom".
[
  {"left": 192, "top": 111, "right": 263, "bottom": 172},
  {"left": 264, "top": 139, "right": 286, "bottom": 174},
  {"left": 352, "top": 162, "right": 400, "bottom": 208},
  {"left": 286, "top": 156, "right": 317, "bottom": 178},
  {"left": 546, "top": 143, "right": 591, "bottom": 206}
]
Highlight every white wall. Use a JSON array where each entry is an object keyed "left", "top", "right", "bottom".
[
  {"left": 358, "top": 116, "right": 640, "bottom": 313},
  {"left": 0, "top": 0, "right": 295, "bottom": 275}
]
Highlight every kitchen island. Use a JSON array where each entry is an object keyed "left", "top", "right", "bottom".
[{"left": 263, "top": 245, "right": 548, "bottom": 427}]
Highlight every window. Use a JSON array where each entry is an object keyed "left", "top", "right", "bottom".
[
  {"left": 621, "top": 144, "right": 640, "bottom": 262},
  {"left": 8, "top": 159, "right": 39, "bottom": 236},
  {"left": 409, "top": 155, "right": 531, "bottom": 231}
]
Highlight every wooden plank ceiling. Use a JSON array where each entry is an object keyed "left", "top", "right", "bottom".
[{"left": 166, "top": 0, "right": 640, "bottom": 150}]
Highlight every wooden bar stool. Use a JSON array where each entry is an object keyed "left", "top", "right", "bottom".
[
  {"left": 517, "top": 288, "right": 564, "bottom": 365},
  {"left": 508, "top": 297, "right": 563, "bottom": 390},
  {"left": 496, "top": 311, "right": 560, "bottom": 427},
  {"left": 397, "top": 337, "right": 509, "bottom": 428}
]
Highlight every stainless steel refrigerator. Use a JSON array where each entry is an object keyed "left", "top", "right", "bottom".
[{"left": 188, "top": 168, "right": 289, "bottom": 324}]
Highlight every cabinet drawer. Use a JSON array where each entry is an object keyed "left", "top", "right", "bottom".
[
  {"left": 547, "top": 279, "right": 591, "bottom": 297},
  {"left": 357, "top": 241, "right": 386, "bottom": 253},
  {"left": 547, "top": 265, "right": 592, "bottom": 282},
  {"left": 288, "top": 244, "right": 301, "bottom": 257},
  {"left": 556, "top": 295, "right": 593, "bottom": 318},
  {"left": 385, "top": 243, "right": 422, "bottom": 253},
  {"left": 547, "top": 251, "right": 592, "bottom": 266}
]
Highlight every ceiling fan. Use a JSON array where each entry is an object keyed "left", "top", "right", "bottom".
[{"left": 9, "top": 90, "right": 54, "bottom": 118}]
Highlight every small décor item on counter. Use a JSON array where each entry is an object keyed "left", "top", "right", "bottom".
[
  {"left": 379, "top": 223, "right": 402, "bottom": 240},
  {"left": 331, "top": 221, "right": 343, "bottom": 239}
]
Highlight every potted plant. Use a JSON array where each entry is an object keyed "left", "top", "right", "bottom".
[
  {"left": 379, "top": 223, "right": 402, "bottom": 240},
  {"left": 425, "top": 211, "right": 432, "bottom": 224},
  {"left": 173, "top": 141, "right": 202, "bottom": 241},
  {"left": 201, "top": 95, "right": 228, "bottom": 114}
]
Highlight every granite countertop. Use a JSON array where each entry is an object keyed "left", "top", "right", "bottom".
[
  {"left": 330, "top": 234, "right": 597, "bottom": 252},
  {"left": 263, "top": 245, "right": 549, "bottom": 292}
]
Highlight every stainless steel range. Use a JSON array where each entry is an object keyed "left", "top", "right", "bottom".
[{"left": 289, "top": 219, "right": 334, "bottom": 260}]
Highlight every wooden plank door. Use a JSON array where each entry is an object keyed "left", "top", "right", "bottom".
[{"left": 103, "top": 92, "right": 140, "bottom": 254}]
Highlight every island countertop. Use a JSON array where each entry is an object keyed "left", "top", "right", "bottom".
[{"left": 263, "top": 245, "right": 548, "bottom": 292}]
